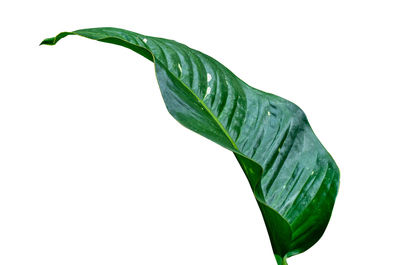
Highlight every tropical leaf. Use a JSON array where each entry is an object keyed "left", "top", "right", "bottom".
[{"left": 41, "top": 27, "right": 340, "bottom": 265}]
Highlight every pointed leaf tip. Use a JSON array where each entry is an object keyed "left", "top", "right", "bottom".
[
  {"left": 40, "top": 37, "right": 54, "bottom": 46},
  {"left": 40, "top": 32, "right": 74, "bottom": 46}
]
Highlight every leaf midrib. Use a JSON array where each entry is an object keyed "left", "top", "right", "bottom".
[{"left": 43, "top": 30, "right": 295, "bottom": 255}]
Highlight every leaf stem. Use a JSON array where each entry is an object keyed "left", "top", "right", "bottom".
[{"left": 275, "top": 255, "right": 288, "bottom": 265}]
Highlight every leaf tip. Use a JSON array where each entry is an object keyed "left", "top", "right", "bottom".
[
  {"left": 40, "top": 37, "right": 56, "bottom": 46},
  {"left": 40, "top": 32, "right": 73, "bottom": 46}
]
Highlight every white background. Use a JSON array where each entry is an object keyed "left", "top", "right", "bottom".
[{"left": 1, "top": 1, "right": 399, "bottom": 264}]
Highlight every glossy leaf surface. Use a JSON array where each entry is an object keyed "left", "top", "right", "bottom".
[{"left": 41, "top": 28, "right": 340, "bottom": 265}]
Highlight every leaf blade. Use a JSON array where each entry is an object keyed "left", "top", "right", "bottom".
[{"left": 41, "top": 27, "right": 340, "bottom": 264}]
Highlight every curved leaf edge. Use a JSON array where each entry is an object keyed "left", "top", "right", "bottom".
[
  {"left": 40, "top": 29, "right": 340, "bottom": 263},
  {"left": 39, "top": 30, "right": 278, "bottom": 204}
]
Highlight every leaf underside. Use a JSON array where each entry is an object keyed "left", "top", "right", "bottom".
[{"left": 41, "top": 28, "right": 340, "bottom": 265}]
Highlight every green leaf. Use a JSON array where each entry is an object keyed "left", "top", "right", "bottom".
[{"left": 41, "top": 27, "right": 340, "bottom": 265}]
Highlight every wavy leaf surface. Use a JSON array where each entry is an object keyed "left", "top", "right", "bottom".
[{"left": 41, "top": 28, "right": 340, "bottom": 265}]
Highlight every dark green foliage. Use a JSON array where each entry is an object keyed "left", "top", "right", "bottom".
[{"left": 41, "top": 28, "right": 340, "bottom": 265}]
